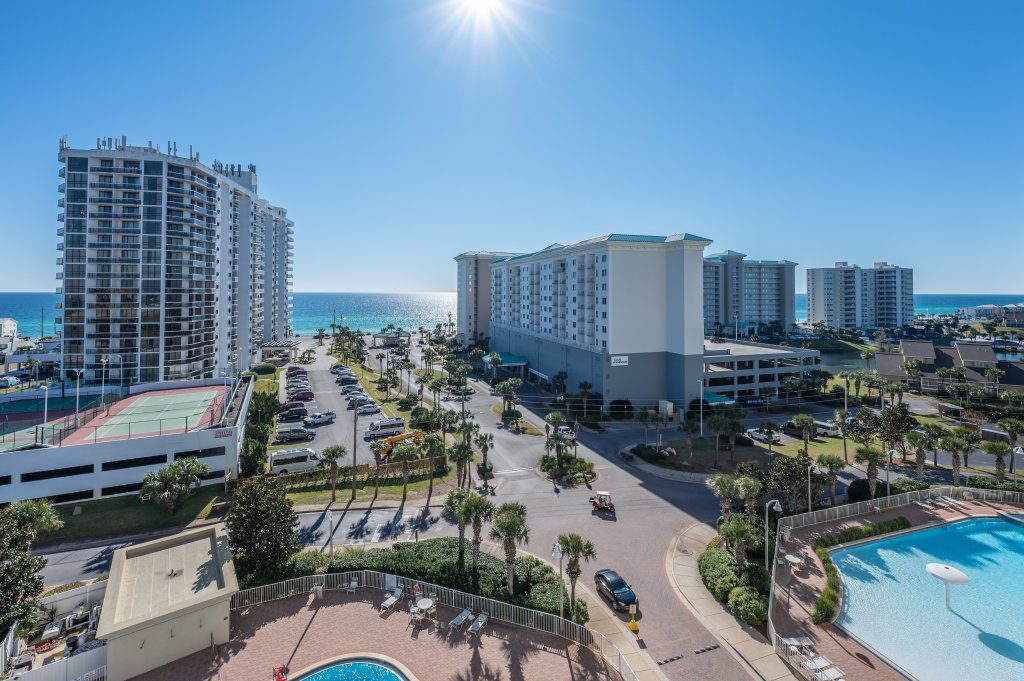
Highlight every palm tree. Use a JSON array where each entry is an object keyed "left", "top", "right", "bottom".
[
  {"left": 834, "top": 409, "right": 851, "bottom": 463},
  {"left": 474, "top": 432, "right": 495, "bottom": 484},
  {"left": 392, "top": 443, "right": 419, "bottom": 500},
  {"left": 757, "top": 421, "right": 779, "bottom": 452},
  {"left": 793, "top": 413, "right": 817, "bottom": 454},
  {"left": 449, "top": 441, "right": 474, "bottom": 489},
  {"left": 487, "top": 352, "right": 503, "bottom": 377},
  {"left": 997, "top": 418, "right": 1024, "bottom": 475},
  {"left": 677, "top": 418, "right": 700, "bottom": 457},
  {"left": 368, "top": 439, "right": 386, "bottom": 498},
  {"left": 718, "top": 515, "right": 762, "bottom": 572},
  {"left": 443, "top": 489, "right": 472, "bottom": 567},
  {"left": 922, "top": 423, "right": 949, "bottom": 468},
  {"left": 553, "top": 371, "right": 568, "bottom": 397},
  {"left": 489, "top": 502, "right": 529, "bottom": 595},
  {"left": 705, "top": 474, "right": 740, "bottom": 520},
  {"left": 461, "top": 495, "right": 495, "bottom": 574},
  {"left": 545, "top": 411, "right": 569, "bottom": 468},
  {"left": 854, "top": 446, "right": 887, "bottom": 500},
  {"left": 420, "top": 432, "right": 445, "bottom": 499},
  {"left": 578, "top": 381, "right": 593, "bottom": 419},
  {"left": 635, "top": 409, "right": 655, "bottom": 446},
  {"left": 816, "top": 454, "right": 846, "bottom": 507},
  {"left": 557, "top": 532, "right": 596, "bottom": 613},
  {"left": 319, "top": 445, "right": 348, "bottom": 503},
  {"left": 139, "top": 458, "right": 210, "bottom": 514},
  {"left": 941, "top": 434, "right": 969, "bottom": 487},
  {"left": 860, "top": 349, "right": 875, "bottom": 370},
  {"left": 982, "top": 441, "right": 1012, "bottom": 483},
  {"left": 956, "top": 428, "right": 981, "bottom": 468},
  {"left": 905, "top": 431, "right": 933, "bottom": 481},
  {"left": 725, "top": 418, "right": 744, "bottom": 462},
  {"left": 8, "top": 499, "right": 63, "bottom": 550},
  {"left": 986, "top": 367, "right": 1005, "bottom": 393},
  {"left": 706, "top": 414, "right": 730, "bottom": 469},
  {"left": 734, "top": 476, "right": 762, "bottom": 515}
]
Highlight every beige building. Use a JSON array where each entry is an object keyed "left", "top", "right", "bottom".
[
  {"left": 97, "top": 524, "right": 237, "bottom": 681},
  {"left": 454, "top": 250, "right": 521, "bottom": 346}
]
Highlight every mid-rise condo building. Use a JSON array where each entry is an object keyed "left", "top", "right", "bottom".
[
  {"left": 481, "top": 233, "right": 709, "bottom": 410},
  {"left": 703, "top": 251, "right": 796, "bottom": 336},
  {"left": 454, "top": 250, "right": 520, "bottom": 346},
  {"left": 806, "top": 261, "right": 914, "bottom": 330},
  {"left": 56, "top": 137, "right": 293, "bottom": 384}
]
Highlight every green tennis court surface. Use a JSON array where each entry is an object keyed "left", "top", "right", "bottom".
[{"left": 93, "top": 390, "right": 220, "bottom": 439}]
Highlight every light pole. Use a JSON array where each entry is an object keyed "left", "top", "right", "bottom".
[
  {"left": 41, "top": 384, "right": 49, "bottom": 430},
  {"left": 116, "top": 355, "right": 123, "bottom": 389},
  {"left": 1014, "top": 446, "right": 1023, "bottom": 486},
  {"left": 765, "top": 499, "right": 782, "bottom": 572},
  {"left": 326, "top": 509, "right": 334, "bottom": 560},
  {"left": 698, "top": 379, "right": 704, "bottom": 438},
  {"left": 887, "top": 449, "right": 896, "bottom": 497},
  {"left": 72, "top": 369, "right": 81, "bottom": 428},
  {"left": 807, "top": 464, "right": 820, "bottom": 513},
  {"left": 551, "top": 542, "right": 564, "bottom": 619},
  {"left": 99, "top": 357, "right": 108, "bottom": 409}
]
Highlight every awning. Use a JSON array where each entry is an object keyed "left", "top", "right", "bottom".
[
  {"left": 703, "top": 391, "right": 736, "bottom": 406},
  {"left": 529, "top": 368, "right": 549, "bottom": 381},
  {"left": 483, "top": 352, "right": 528, "bottom": 366}
]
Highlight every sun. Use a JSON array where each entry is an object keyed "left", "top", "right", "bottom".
[{"left": 463, "top": 0, "right": 505, "bottom": 21}]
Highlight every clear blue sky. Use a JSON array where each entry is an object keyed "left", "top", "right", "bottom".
[{"left": 0, "top": 0, "right": 1021, "bottom": 293}]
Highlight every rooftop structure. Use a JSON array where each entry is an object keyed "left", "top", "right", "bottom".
[
  {"left": 703, "top": 339, "right": 820, "bottom": 399},
  {"left": 874, "top": 339, "right": 1024, "bottom": 392},
  {"left": 98, "top": 524, "right": 237, "bottom": 681}
]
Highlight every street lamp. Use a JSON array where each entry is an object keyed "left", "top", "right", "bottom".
[
  {"left": 116, "top": 355, "right": 123, "bottom": 389},
  {"left": 99, "top": 356, "right": 108, "bottom": 409},
  {"left": 887, "top": 449, "right": 897, "bottom": 497},
  {"left": 765, "top": 499, "right": 782, "bottom": 572},
  {"left": 1014, "top": 446, "right": 1023, "bottom": 486},
  {"left": 71, "top": 369, "right": 82, "bottom": 428},
  {"left": 698, "top": 379, "right": 704, "bottom": 438},
  {"left": 41, "top": 384, "right": 49, "bottom": 429},
  {"left": 551, "top": 542, "right": 564, "bottom": 619},
  {"left": 807, "top": 464, "right": 821, "bottom": 513}
]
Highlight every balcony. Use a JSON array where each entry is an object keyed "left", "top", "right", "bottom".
[
  {"left": 89, "top": 181, "right": 142, "bottom": 190},
  {"left": 58, "top": 167, "right": 65, "bottom": 178},
  {"left": 88, "top": 211, "right": 140, "bottom": 220},
  {"left": 57, "top": 227, "right": 65, "bottom": 237},
  {"left": 58, "top": 213, "right": 65, "bottom": 222},
  {"left": 56, "top": 257, "right": 63, "bottom": 266},
  {"left": 57, "top": 198, "right": 65, "bottom": 208},
  {"left": 88, "top": 197, "right": 141, "bottom": 205},
  {"left": 88, "top": 226, "right": 141, "bottom": 235},
  {"left": 87, "top": 242, "right": 140, "bottom": 249}
]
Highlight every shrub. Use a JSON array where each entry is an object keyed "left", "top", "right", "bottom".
[
  {"left": 251, "top": 363, "right": 277, "bottom": 375},
  {"left": 845, "top": 477, "right": 927, "bottom": 502},
  {"left": 632, "top": 444, "right": 666, "bottom": 463},
  {"left": 812, "top": 588, "right": 838, "bottom": 623},
  {"left": 966, "top": 476, "right": 1024, "bottom": 493},
  {"left": 698, "top": 547, "right": 740, "bottom": 602},
  {"left": 608, "top": 400, "right": 634, "bottom": 420},
  {"left": 734, "top": 434, "right": 754, "bottom": 447},
  {"left": 712, "top": 573, "right": 739, "bottom": 601},
  {"left": 727, "top": 586, "right": 769, "bottom": 625},
  {"left": 396, "top": 395, "right": 417, "bottom": 409},
  {"left": 738, "top": 562, "right": 770, "bottom": 594}
]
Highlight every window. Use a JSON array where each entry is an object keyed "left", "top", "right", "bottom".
[
  {"left": 102, "top": 454, "right": 167, "bottom": 471},
  {"left": 144, "top": 160, "right": 164, "bottom": 175},
  {"left": 50, "top": 490, "right": 94, "bottom": 504},
  {"left": 174, "top": 447, "right": 225, "bottom": 460},
  {"left": 68, "top": 157, "right": 88, "bottom": 172},
  {"left": 0, "top": 475, "right": 11, "bottom": 486},
  {"left": 102, "top": 482, "right": 144, "bottom": 496}
]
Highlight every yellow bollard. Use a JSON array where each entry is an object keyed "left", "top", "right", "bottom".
[{"left": 628, "top": 617, "right": 639, "bottom": 633}]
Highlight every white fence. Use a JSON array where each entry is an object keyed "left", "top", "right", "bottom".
[
  {"left": 766, "top": 485, "right": 1024, "bottom": 674},
  {"left": 230, "top": 569, "right": 639, "bottom": 681},
  {"left": 40, "top": 582, "right": 107, "bottom": 617},
  {"left": 11, "top": 649, "right": 106, "bottom": 681}
]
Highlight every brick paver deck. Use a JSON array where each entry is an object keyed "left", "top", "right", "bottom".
[
  {"left": 771, "top": 498, "right": 1022, "bottom": 681},
  {"left": 134, "top": 590, "right": 621, "bottom": 681}
]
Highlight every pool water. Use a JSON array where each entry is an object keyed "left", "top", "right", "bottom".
[
  {"left": 296, "top": 660, "right": 407, "bottom": 681},
  {"left": 833, "top": 518, "right": 1024, "bottom": 681}
]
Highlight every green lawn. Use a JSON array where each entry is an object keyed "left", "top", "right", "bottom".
[
  {"left": 802, "top": 339, "right": 876, "bottom": 353},
  {"left": 658, "top": 438, "right": 774, "bottom": 474},
  {"left": 283, "top": 465, "right": 458, "bottom": 506},
  {"left": 37, "top": 485, "right": 227, "bottom": 546},
  {"left": 489, "top": 403, "right": 544, "bottom": 436}
]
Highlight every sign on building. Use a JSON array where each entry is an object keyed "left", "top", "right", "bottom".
[{"left": 610, "top": 356, "right": 629, "bottom": 367}]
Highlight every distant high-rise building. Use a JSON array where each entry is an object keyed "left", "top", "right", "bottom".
[
  {"left": 806, "top": 261, "right": 914, "bottom": 330},
  {"left": 57, "top": 137, "right": 293, "bottom": 384},
  {"left": 702, "top": 251, "right": 796, "bottom": 335},
  {"left": 454, "top": 251, "right": 520, "bottom": 345}
]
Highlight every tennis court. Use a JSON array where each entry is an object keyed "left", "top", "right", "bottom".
[{"left": 60, "top": 385, "right": 228, "bottom": 446}]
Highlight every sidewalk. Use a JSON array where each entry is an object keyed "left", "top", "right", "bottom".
[
  {"left": 620, "top": 447, "right": 713, "bottom": 485},
  {"left": 669, "top": 524, "right": 796, "bottom": 681}
]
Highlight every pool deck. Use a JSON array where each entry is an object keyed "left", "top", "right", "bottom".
[
  {"left": 132, "top": 589, "right": 622, "bottom": 681},
  {"left": 770, "top": 497, "right": 1023, "bottom": 681}
]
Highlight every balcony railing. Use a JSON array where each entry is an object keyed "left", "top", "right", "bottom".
[
  {"left": 89, "top": 166, "right": 141, "bottom": 174},
  {"left": 89, "top": 181, "right": 142, "bottom": 190},
  {"left": 88, "top": 197, "right": 141, "bottom": 205}
]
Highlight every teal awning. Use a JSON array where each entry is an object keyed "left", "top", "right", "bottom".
[
  {"left": 483, "top": 352, "right": 528, "bottom": 366},
  {"left": 703, "top": 391, "right": 736, "bottom": 405}
]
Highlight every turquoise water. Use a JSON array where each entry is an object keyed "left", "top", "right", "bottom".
[
  {"left": 833, "top": 518, "right": 1024, "bottom": 681},
  {"left": 296, "top": 660, "right": 406, "bottom": 681},
  {"left": 795, "top": 293, "right": 1024, "bottom": 322}
]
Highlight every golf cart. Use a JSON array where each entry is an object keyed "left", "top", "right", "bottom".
[{"left": 590, "top": 491, "right": 616, "bottom": 515}]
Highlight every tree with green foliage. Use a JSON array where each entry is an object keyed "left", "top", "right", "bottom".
[
  {"left": 860, "top": 349, "right": 875, "bottom": 369},
  {"left": 734, "top": 476, "right": 763, "bottom": 516},
  {"left": 724, "top": 418, "right": 744, "bottom": 462},
  {"left": 877, "top": 404, "right": 918, "bottom": 462},
  {"left": 706, "top": 414, "right": 730, "bottom": 469},
  {"left": 577, "top": 381, "right": 594, "bottom": 418},
  {"left": 489, "top": 502, "right": 530, "bottom": 595},
  {"left": 7, "top": 499, "right": 63, "bottom": 551},
  {"left": 718, "top": 514, "right": 762, "bottom": 572},
  {"left": 833, "top": 409, "right": 851, "bottom": 463},
  {"left": 319, "top": 445, "right": 348, "bottom": 503},
  {"left": 941, "top": 433, "right": 970, "bottom": 487},
  {"left": 226, "top": 476, "right": 301, "bottom": 575},
  {"left": 706, "top": 474, "right": 740, "bottom": 520},
  {"left": 955, "top": 427, "right": 981, "bottom": 468},
  {"left": 922, "top": 422, "right": 949, "bottom": 468},
  {"left": 139, "top": 457, "right": 210, "bottom": 514},
  {"left": 677, "top": 418, "right": 700, "bottom": 458},
  {"left": 854, "top": 446, "right": 887, "bottom": 500},
  {"left": 816, "top": 454, "right": 846, "bottom": 507},
  {"left": 982, "top": 441, "right": 1012, "bottom": 484},
  {"left": 0, "top": 509, "right": 46, "bottom": 641},
  {"left": 757, "top": 421, "right": 780, "bottom": 452},
  {"left": 635, "top": 409, "right": 656, "bottom": 446},
  {"left": 998, "top": 418, "right": 1024, "bottom": 475},
  {"left": 240, "top": 436, "right": 268, "bottom": 477},
  {"left": 557, "top": 532, "right": 596, "bottom": 614},
  {"left": 392, "top": 443, "right": 420, "bottom": 500},
  {"left": 793, "top": 414, "right": 817, "bottom": 454},
  {"left": 443, "top": 488, "right": 472, "bottom": 568},
  {"left": 449, "top": 441, "right": 474, "bottom": 489},
  {"left": 461, "top": 495, "right": 495, "bottom": 574},
  {"left": 421, "top": 432, "right": 446, "bottom": 499},
  {"left": 905, "top": 430, "right": 933, "bottom": 481}
]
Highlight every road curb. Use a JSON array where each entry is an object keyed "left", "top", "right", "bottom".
[{"left": 619, "top": 447, "right": 714, "bottom": 485}]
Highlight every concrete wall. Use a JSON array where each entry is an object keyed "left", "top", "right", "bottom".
[{"left": 105, "top": 600, "right": 230, "bottom": 681}]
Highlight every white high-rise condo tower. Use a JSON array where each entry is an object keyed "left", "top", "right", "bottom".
[
  {"left": 56, "top": 137, "right": 293, "bottom": 384},
  {"left": 806, "top": 261, "right": 914, "bottom": 330}
]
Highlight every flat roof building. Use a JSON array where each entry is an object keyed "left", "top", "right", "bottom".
[
  {"left": 703, "top": 339, "right": 819, "bottom": 399},
  {"left": 98, "top": 524, "right": 238, "bottom": 681},
  {"left": 703, "top": 251, "right": 796, "bottom": 336},
  {"left": 454, "top": 251, "right": 521, "bottom": 346},
  {"left": 807, "top": 261, "right": 914, "bottom": 330}
]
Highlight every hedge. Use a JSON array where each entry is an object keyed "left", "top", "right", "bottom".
[
  {"left": 251, "top": 363, "right": 278, "bottom": 375},
  {"left": 698, "top": 546, "right": 769, "bottom": 624},
  {"left": 810, "top": 516, "right": 911, "bottom": 623},
  {"left": 325, "top": 538, "right": 589, "bottom": 624},
  {"left": 965, "top": 476, "right": 1024, "bottom": 494},
  {"left": 846, "top": 477, "right": 930, "bottom": 502},
  {"left": 727, "top": 586, "right": 769, "bottom": 626}
]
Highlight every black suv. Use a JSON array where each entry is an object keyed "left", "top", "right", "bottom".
[{"left": 594, "top": 569, "right": 638, "bottom": 611}]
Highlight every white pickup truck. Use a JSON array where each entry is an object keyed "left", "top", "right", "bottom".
[{"left": 303, "top": 412, "right": 337, "bottom": 426}]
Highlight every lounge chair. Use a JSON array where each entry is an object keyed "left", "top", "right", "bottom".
[
  {"left": 380, "top": 585, "right": 404, "bottom": 611},
  {"left": 780, "top": 636, "right": 814, "bottom": 653},
  {"left": 813, "top": 666, "right": 845, "bottom": 681},
  {"left": 468, "top": 612, "right": 489, "bottom": 636},
  {"left": 449, "top": 608, "right": 472, "bottom": 630},
  {"left": 940, "top": 495, "right": 966, "bottom": 508},
  {"left": 347, "top": 579, "right": 358, "bottom": 593},
  {"left": 801, "top": 655, "right": 834, "bottom": 671}
]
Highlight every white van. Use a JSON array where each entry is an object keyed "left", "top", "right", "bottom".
[
  {"left": 815, "top": 420, "right": 842, "bottom": 437},
  {"left": 364, "top": 418, "right": 405, "bottom": 440},
  {"left": 269, "top": 448, "right": 320, "bottom": 475},
  {"left": 0, "top": 376, "right": 20, "bottom": 388}
]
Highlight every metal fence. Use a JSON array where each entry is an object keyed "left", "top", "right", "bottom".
[
  {"left": 230, "top": 569, "right": 639, "bottom": 681},
  {"left": 766, "top": 485, "right": 1024, "bottom": 666}
]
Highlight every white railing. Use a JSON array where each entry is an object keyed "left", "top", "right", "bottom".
[
  {"left": 12, "top": 649, "right": 106, "bottom": 681},
  {"left": 230, "top": 570, "right": 639, "bottom": 681},
  {"left": 767, "top": 485, "right": 1024, "bottom": 654}
]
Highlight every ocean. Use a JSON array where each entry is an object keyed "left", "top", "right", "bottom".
[{"left": 0, "top": 291, "right": 1019, "bottom": 340}]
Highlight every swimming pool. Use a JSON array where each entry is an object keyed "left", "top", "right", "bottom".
[
  {"left": 295, "top": 658, "right": 409, "bottom": 681},
  {"left": 833, "top": 517, "right": 1024, "bottom": 681}
]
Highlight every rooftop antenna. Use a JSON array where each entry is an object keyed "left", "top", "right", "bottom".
[{"left": 121, "top": 135, "right": 126, "bottom": 148}]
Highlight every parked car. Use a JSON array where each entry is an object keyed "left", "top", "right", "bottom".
[
  {"left": 275, "top": 426, "right": 316, "bottom": 443},
  {"left": 0, "top": 376, "right": 20, "bottom": 388},
  {"left": 336, "top": 377, "right": 359, "bottom": 386},
  {"left": 781, "top": 420, "right": 816, "bottom": 438},
  {"left": 747, "top": 427, "right": 781, "bottom": 445},
  {"left": 357, "top": 404, "right": 382, "bottom": 416},
  {"left": 270, "top": 448, "right": 319, "bottom": 475},
  {"left": 341, "top": 385, "right": 363, "bottom": 394},
  {"left": 814, "top": 420, "right": 842, "bottom": 437},
  {"left": 331, "top": 365, "right": 350, "bottom": 373},
  {"left": 349, "top": 396, "right": 375, "bottom": 409},
  {"left": 557, "top": 425, "right": 576, "bottom": 441},
  {"left": 291, "top": 391, "right": 314, "bottom": 401},
  {"left": 303, "top": 412, "right": 337, "bottom": 426},
  {"left": 279, "top": 400, "right": 304, "bottom": 413},
  {"left": 594, "top": 569, "right": 638, "bottom": 611},
  {"left": 345, "top": 390, "right": 369, "bottom": 401},
  {"left": 279, "top": 407, "right": 309, "bottom": 421}
]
